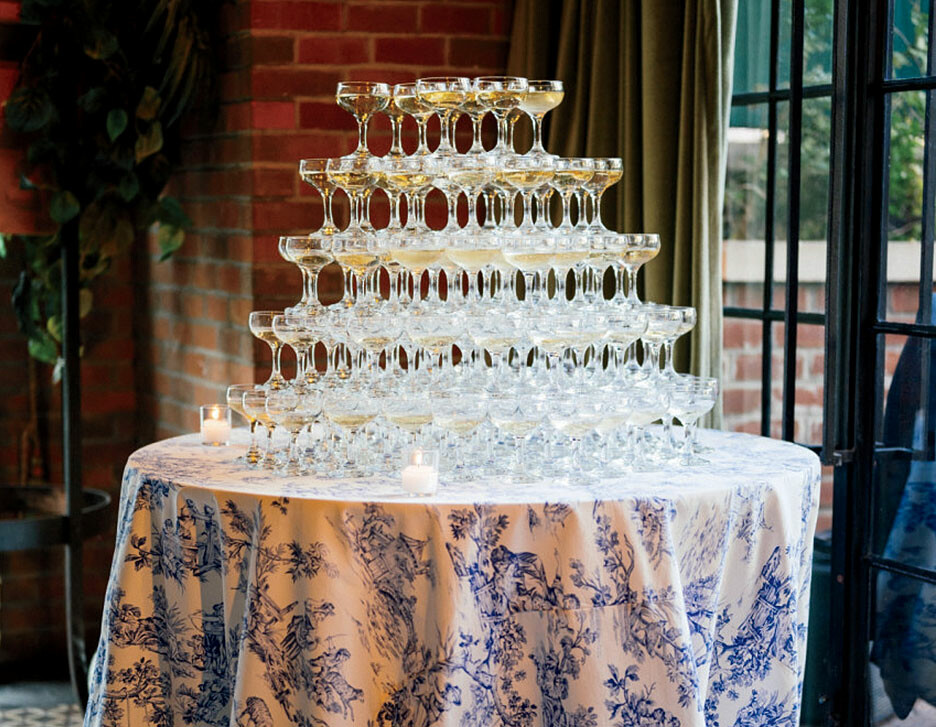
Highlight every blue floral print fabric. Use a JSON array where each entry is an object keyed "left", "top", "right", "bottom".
[{"left": 84, "top": 430, "right": 820, "bottom": 727}]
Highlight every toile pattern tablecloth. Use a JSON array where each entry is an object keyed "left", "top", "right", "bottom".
[{"left": 84, "top": 430, "right": 820, "bottom": 727}]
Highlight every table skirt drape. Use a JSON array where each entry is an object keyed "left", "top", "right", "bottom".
[{"left": 84, "top": 430, "right": 820, "bottom": 727}]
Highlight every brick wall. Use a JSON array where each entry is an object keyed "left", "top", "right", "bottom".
[
  {"left": 149, "top": 0, "right": 514, "bottom": 438},
  {"left": 0, "top": 0, "right": 514, "bottom": 671}
]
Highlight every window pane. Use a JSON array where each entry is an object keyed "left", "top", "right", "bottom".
[
  {"left": 804, "top": 0, "right": 834, "bottom": 86},
  {"left": 869, "top": 569, "right": 936, "bottom": 724},
  {"left": 778, "top": 0, "right": 792, "bottom": 89},
  {"left": 725, "top": 103, "right": 769, "bottom": 241},
  {"left": 884, "top": 90, "right": 933, "bottom": 324},
  {"left": 873, "top": 332, "right": 936, "bottom": 562},
  {"left": 890, "top": 0, "right": 930, "bottom": 80},
  {"left": 733, "top": 0, "right": 773, "bottom": 94},
  {"left": 721, "top": 318, "right": 766, "bottom": 434}
]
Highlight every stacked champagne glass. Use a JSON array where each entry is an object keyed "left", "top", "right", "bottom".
[{"left": 226, "top": 76, "right": 719, "bottom": 482}]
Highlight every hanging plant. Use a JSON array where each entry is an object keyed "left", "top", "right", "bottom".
[{"left": 1, "top": 0, "right": 224, "bottom": 375}]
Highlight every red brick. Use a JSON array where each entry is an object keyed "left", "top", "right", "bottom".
[
  {"left": 347, "top": 3, "right": 418, "bottom": 33},
  {"left": 297, "top": 36, "right": 370, "bottom": 65},
  {"left": 252, "top": 35, "right": 295, "bottom": 65},
  {"left": 375, "top": 37, "right": 445, "bottom": 66},
  {"left": 252, "top": 200, "right": 319, "bottom": 231},
  {"left": 447, "top": 37, "right": 508, "bottom": 69},
  {"left": 0, "top": 2, "right": 20, "bottom": 22},
  {"left": 252, "top": 101, "right": 296, "bottom": 129},
  {"left": 298, "top": 101, "right": 358, "bottom": 131},
  {"left": 252, "top": 167, "right": 296, "bottom": 197},
  {"left": 889, "top": 283, "right": 920, "bottom": 314},
  {"left": 421, "top": 5, "right": 491, "bottom": 35},
  {"left": 252, "top": 132, "right": 353, "bottom": 162},
  {"left": 250, "top": 2, "right": 341, "bottom": 31},
  {"left": 251, "top": 68, "right": 340, "bottom": 99}
]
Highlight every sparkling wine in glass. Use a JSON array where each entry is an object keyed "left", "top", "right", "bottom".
[
  {"left": 249, "top": 310, "right": 288, "bottom": 390},
  {"left": 336, "top": 81, "right": 390, "bottom": 157}
]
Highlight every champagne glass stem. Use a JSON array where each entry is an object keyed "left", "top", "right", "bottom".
[
  {"left": 246, "top": 420, "right": 261, "bottom": 465},
  {"left": 389, "top": 192, "right": 402, "bottom": 229},
  {"left": 416, "top": 118, "right": 430, "bottom": 154},
  {"left": 357, "top": 116, "right": 370, "bottom": 155},
  {"left": 299, "top": 268, "right": 310, "bottom": 306},
  {"left": 496, "top": 115, "right": 509, "bottom": 153},
  {"left": 590, "top": 190, "right": 607, "bottom": 230},
  {"left": 520, "top": 191, "right": 535, "bottom": 229},
  {"left": 483, "top": 189, "right": 498, "bottom": 228},
  {"left": 438, "top": 111, "right": 453, "bottom": 153},
  {"left": 627, "top": 266, "right": 640, "bottom": 304},
  {"left": 323, "top": 189, "right": 336, "bottom": 232},
  {"left": 268, "top": 341, "right": 283, "bottom": 383},
  {"left": 531, "top": 113, "right": 546, "bottom": 153},
  {"left": 470, "top": 116, "right": 485, "bottom": 153},
  {"left": 663, "top": 341, "right": 676, "bottom": 376},
  {"left": 465, "top": 190, "right": 480, "bottom": 229},
  {"left": 389, "top": 117, "right": 404, "bottom": 156}
]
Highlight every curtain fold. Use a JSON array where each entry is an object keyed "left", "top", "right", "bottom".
[{"left": 507, "top": 0, "right": 737, "bottom": 425}]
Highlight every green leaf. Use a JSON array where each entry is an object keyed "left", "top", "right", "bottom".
[
  {"left": 28, "top": 334, "right": 58, "bottom": 365},
  {"left": 19, "top": 174, "right": 36, "bottom": 190},
  {"left": 107, "top": 109, "right": 128, "bottom": 142},
  {"left": 0, "top": 234, "right": 6, "bottom": 259},
  {"left": 50, "top": 190, "right": 80, "bottom": 223},
  {"left": 84, "top": 29, "right": 119, "bottom": 60},
  {"left": 46, "top": 314, "right": 62, "bottom": 343},
  {"left": 157, "top": 225, "right": 184, "bottom": 261},
  {"left": 136, "top": 86, "right": 161, "bottom": 121},
  {"left": 79, "top": 288, "right": 93, "bottom": 318},
  {"left": 134, "top": 121, "right": 163, "bottom": 163},
  {"left": 117, "top": 172, "right": 139, "bottom": 202},
  {"left": 78, "top": 87, "right": 106, "bottom": 113},
  {"left": 79, "top": 201, "right": 136, "bottom": 258},
  {"left": 4, "top": 86, "right": 54, "bottom": 133},
  {"left": 157, "top": 196, "right": 192, "bottom": 228}
]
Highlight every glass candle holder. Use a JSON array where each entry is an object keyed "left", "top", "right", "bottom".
[
  {"left": 401, "top": 447, "right": 439, "bottom": 495},
  {"left": 200, "top": 405, "right": 232, "bottom": 446}
]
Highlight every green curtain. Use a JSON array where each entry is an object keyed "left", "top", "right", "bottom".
[{"left": 508, "top": 0, "right": 737, "bottom": 425}]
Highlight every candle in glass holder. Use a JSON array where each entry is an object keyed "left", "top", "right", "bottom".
[
  {"left": 200, "top": 405, "right": 232, "bottom": 446},
  {"left": 401, "top": 448, "right": 439, "bottom": 495}
]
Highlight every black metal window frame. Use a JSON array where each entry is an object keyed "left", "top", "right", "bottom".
[
  {"left": 725, "top": 0, "right": 827, "bottom": 453},
  {"left": 825, "top": 0, "right": 936, "bottom": 723}
]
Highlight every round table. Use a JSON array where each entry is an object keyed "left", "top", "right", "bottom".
[{"left": 84, "top": 429, "right": 820, "bottom": 727}]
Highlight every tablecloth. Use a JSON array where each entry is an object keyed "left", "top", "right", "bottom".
[{"left": 84, "top": 429, "right": 820, "bottom": 727}]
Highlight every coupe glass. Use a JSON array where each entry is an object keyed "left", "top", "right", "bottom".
[
  {"left": 617, "top": 233, "right": 661, "bottom": 305},
  {"left": 384, "top": 156, "right": 434, "bottom": 232},
  {"left": 488, "top": 392, "right": 541, "bottom": 481},
  {"left": 416, "top": 77, "right": 470, "bottom": 157},
  {"left": 384, "top": 394, "right": 435, "bottom": 449},
  {"left": 661, "top": 306, "right": 697, "bottom": 379},
  {"left": 242, "top": 387, "right": 275, "bottom": 469},
  {"left": 248, "top": 311, "right": 287, "bottom": 390},
  {"left": 585, "top": 157, "right": 623, "bottom": 231},
  {"left": 520, "top": 80, "right": 564, "bottom": 157},
  {"left": 283, "top": 235, "right": 333, "bottom": 313},
  {"left": 668, "top": 376, "right": 719, "bottom": 465},
  {"left": 459, "top": 87, "right": 490, "bottom": 154},
  {"left": 473, "top": 76, "right": 529, "bottom": 156},
  {"left": 299, "top": 158, "right": 338, "bottom": 233},
  {"left": 324, "top": 386, "right": 378, "bottom": 476},
  {"left": 336, "top": 81, "right": 390, "bottom": 157},
  {"left": 327, "top": 156, "right": 371, "bottom": 234},
  {"left": 226, "top": 384, "right": 260, "bottom": 464},
  {"left": 393, "top": 82, "right": 434, "bottom": 155},
  {"left": 640, "top": 304, "right": 684, "bottom": 378},
  {"left": 499, "top": 156, "right": 555, "bottom": 232},
  {"left": 448, "top": 156, "right": 494, "bottom": 232},
  {"left": 266, "top": 386, "right": 321, "bottom": 475},
  {"left": 273, "top": 313, "right": 319, "bottom": 390},
  {"left": 434, "top": 393, "right": 488, "bottom": 480},
  {"left": 553, "top": 158, "right": 594, "bottom": 231}
]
